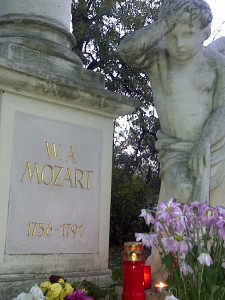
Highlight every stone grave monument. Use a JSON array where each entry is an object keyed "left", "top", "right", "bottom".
[{"left": 0, "top": 1, "right": 137, "bottom": 299}]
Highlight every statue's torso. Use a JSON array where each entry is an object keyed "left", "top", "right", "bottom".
[{"left": 148, "top": 50, "right": 217, "bottom": 141}]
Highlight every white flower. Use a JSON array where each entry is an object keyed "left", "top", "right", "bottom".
[
  {"left": 197, "top": 253, "right": 213, "bottom": 266},
  {"left": 165, "top": 294, "right": 179, "bottom": 300},
  {"left": 12, "top": 293, "right": 35, "bottom": 300},
  {"left": 30, "top": 285, "right": 45, "bottom": 299},
  {"left": 13, "top": 285, "right": 45, "bottom": 300}
]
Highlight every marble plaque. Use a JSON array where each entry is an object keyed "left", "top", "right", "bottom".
[{"left": 6, "top": 112, "right": 102, "bottom": 254}]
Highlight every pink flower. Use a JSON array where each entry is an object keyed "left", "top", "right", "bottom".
[{"left": 197, "top": 253, "right": 213, "bottom": 266}]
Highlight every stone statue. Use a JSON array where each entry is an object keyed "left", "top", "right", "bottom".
[{"left": 118, "top": 0, "right": 225, "bottom": 206}]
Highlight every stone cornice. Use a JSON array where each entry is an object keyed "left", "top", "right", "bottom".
[{"left": 0, "top": 43, "right": 139, "bottom": 118}]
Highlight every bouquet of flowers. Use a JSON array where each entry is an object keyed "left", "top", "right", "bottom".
[
  {"left": 136, "top": 199, "right": 225, "bottom": 300},
  {"left": 13, "top": 275, "right": 94, "bottom": 300}
]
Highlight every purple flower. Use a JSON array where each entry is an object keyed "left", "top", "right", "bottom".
[
  {"left": 216, "top": 211, "right": 225, "bottom": 240},
  {"left": 161, "top": 236, "right": 174, "bottom": 253},
  {"left": 139, "top": 209, "right": 155, "bottom": 225},
  {"left": 180, "top": 260, "right": 194, "bottom": 276},
  {"left": 197, "top": 253, "right": 213, "bottom": 266},
  {"left": 157, "top": 199, "right": 182, "bottom": 223},
  {"left": 154, "top": 220, "right": 165, "bottom": 233},
  {"left": 65, "top": 290, "right": 93, "bottom": 300},
  {"left": 162, "top": 233, "right": 192, "bottom": 255},
  {"left": 217, "top": 206, "right": 225, "bottom": 217},
  {"left": 198, "top": 205, "right": 218, "bottom": 227},
  {"left": 135, "top": 233, "right": 158, "bottom": 248},
  {"left": 172, "top": 212, "right": 188, "bottom": 232},
  {"left": 218, "top": 227, "right": 225, "bottom": 240}
]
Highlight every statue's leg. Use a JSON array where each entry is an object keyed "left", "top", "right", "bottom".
[
  {"left": 147, "top": 162, "right": 194, "bottom": 282},
  {"left": 145, "top": 247, "right": 168, "bottom": 285},
  {"left": 163, "top": 161, "right": 194, "bottom": 203}
]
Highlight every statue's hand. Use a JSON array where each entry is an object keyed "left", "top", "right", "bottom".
[
  {"left": 160, "top": 0, "right": 190, "bottom": 31},
  {"left": 188, "top": 138, "right": 211, "bottom": 178}
]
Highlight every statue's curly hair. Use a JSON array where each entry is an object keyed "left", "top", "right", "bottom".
[{"left": 159, "top": 0, "right": 213, "bottom": 29}]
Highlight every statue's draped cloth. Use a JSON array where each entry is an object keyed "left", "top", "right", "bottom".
[{"left": 156, "top": 130, "right": 225, "bottom": 202}]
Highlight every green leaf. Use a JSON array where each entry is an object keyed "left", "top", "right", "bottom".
[
  {"left": 111, "top": 268, "right": 122, "bottom": 281},
  {"left": 162, "top": 252, "right": 174, "bottom": 271}
]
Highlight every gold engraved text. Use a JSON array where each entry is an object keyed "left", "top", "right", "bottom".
[
  {"left": 46, "top": 142, "right": 61, "bottom": 160},
  {"left": 26, "top": 221, "right": 83, "bottom": 238},
  {"left": 21, "top": 163, "right": 93, "bottom": 189}
]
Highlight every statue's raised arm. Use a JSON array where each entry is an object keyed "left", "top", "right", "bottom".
[{"left": 117, "top": 0, "right": 206, "bottom": 69}]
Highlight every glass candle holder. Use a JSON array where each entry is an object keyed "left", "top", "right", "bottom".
[
  {"left": 144, "top": 265, "right": 151, "bottom": 289},
  {"left": 122, "top": 242, "right": 145, "bottom": 300}
]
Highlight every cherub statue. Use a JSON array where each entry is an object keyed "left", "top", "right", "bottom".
[{"left": 118, "top": 0, "right": 225, "bottom": 207}]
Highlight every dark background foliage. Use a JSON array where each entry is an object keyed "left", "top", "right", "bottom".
[{"left": 71, "top": 0, "right": 162, "bottom": 244}]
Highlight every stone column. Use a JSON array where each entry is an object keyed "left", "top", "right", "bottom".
[
  {"left": 0, "top": 0, "right": 82, "bottom": 65},
  {"left": 0, "top": 1, "right": 138, "bottom": 299}
]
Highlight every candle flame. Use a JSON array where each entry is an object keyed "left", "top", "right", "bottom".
[
  {"left": 131, "top": 253, "right": 136, "bottom": 261},
  {"left": 155, "top": 282, "right": 168, "bottom": 288}
]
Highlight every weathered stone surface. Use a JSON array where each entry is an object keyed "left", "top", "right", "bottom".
[
  {"left": 0, "top": 0, "right": 71, "bottom": 29},
  {"left": 0, "top": 0, "right": 82, "bottom": 66},
  {"left": 0, "top": 43, "right": 138, "bottom": 118}
]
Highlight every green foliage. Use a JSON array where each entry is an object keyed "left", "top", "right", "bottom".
[
  {"left": 110, "top": 166, "right": 159, "bottom": 243},
  {"left": 72, "top": 0, "right": 162, "bottom": 244},
  {"left": 162, "top": 252, "right": 174, "bottom": 271},
  {"left": 111, "top": 268, "right": 122, "bottom": 282},
  {"left": 73, "top": 279, "right": 122, "bottom": 300}
]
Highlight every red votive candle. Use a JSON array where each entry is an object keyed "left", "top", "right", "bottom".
[
  {"left": 144, "top": 265, "right": 151, "bottom": 289},
  {"left": 122, "top": 242, "right": 145, "bottom": 300}
]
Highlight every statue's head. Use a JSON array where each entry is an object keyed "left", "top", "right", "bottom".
[
  {"left": 159, "top": 0, "right": 213, "bottom": 61},
  {"left": 159, "top": 0, "right": 213, "bottom": 32}
]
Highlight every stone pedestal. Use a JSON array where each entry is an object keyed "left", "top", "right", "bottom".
[{"left": 0, "top": 1, "right": 138, "bottom": 299}]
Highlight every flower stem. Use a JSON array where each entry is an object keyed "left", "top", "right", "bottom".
[
  {"left": 177, "top": 254, "right": 187, "bottom": 296},
  {"left": 198, "top": 264, "right": 204, "bottom": 300}
]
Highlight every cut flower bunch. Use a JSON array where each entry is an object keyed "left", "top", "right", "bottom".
[
  {"left": 13, "top": 275, "right": 94, "bottom": 300},
  {"left": 136, "top": 199, "right": 225, "bottom": 300}
]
